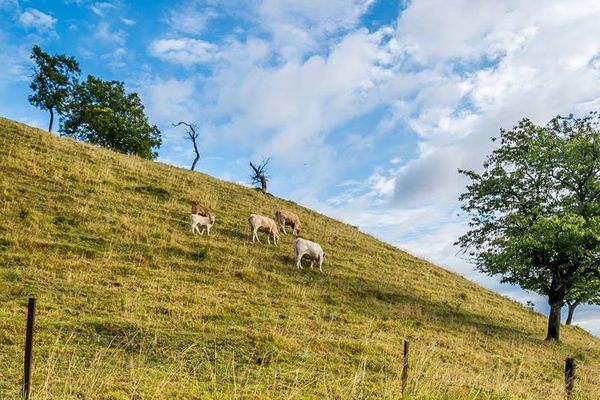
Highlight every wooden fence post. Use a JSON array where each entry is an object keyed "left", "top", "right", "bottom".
[
  {"left": 22, "top": 297, "right": 36, "bottom": 400},
  {"left": 565, "top": 357, "right": 575, "bottom": 399},
  {"left": 401, "top": 340, "right": 409, "bottom": 396}
]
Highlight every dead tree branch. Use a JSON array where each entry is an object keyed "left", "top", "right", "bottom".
[
  {"left": 249, "top": 158, "right": 271, "bottom": 193},
  {"left": 173, "top": 121, "right": 200, "bottom": 171}
]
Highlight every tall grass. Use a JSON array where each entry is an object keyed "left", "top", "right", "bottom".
[{"left": 1, "top": 117, "right": 600, "bottom": 399}]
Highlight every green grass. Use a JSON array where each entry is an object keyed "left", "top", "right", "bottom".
[{"left": 1, "top": 116, "right": 600, "bottom": 399}]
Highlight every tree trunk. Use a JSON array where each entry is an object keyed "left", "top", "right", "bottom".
[
  {"left": 546, "top": 300, "right": 562, "bottom": 341},
  {"left": 565, "top": 301, "right": 579, "bottom": 326},
  {"left": 190, "top": 136, "right": 200, "bottom": 171},
  {"left": 260, "top": 177, "right": 267, "bottom": 193},
  {"left": 190, "top": 154, "right": 199, "bottom": 171},
  {"left": 48, "top": 108, "right": 54, "bottom": 132}
]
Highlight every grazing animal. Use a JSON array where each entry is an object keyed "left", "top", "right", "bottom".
[
  {"left": 191, "top": 214, "right": 216, "bottom": 235},
  {"left": 248, "top": 214, "right": 279, "bottom": 246},
  {"left": 275, "top": 210, "right": 302, "bottom": 236},
  {"left": 294, "top": 238, "right": 324, "bottom": 272},
  {"left": 191, "top": 201, "right": 211, "bottom": 217}
]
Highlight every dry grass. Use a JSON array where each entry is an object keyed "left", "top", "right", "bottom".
[{"left": 1, "top": 117, "right": 600, "bottom": 399}]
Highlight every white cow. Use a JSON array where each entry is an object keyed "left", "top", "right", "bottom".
[
  {"left": 294, "top": 238, "right": 325, "bottom": 272},
  {"left": 191, "top": 214, "right": 216, "bottom": 235},
  {"left": 248, "top": 214, "right": 279, "bottom": 246}
]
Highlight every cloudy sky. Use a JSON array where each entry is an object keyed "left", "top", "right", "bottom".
[{"left": 2, "top": 0, "right": 600, "bottom": 335}]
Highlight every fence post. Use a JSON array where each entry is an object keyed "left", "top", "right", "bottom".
[
  {"left": 401, "top": 340, "right": 409, "bottom": 396},
  {"left": 22, "top": 297, "right": 36, "bottom": 400},
  {"left": 565, "top": 357, "right": 575, "bottom": 399}
]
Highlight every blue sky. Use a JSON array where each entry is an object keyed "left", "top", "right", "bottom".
[{"left": 2, "top": 0, "right": 600, "bottom": 336}]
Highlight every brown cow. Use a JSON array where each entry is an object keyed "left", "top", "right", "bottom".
[
  {"left": 275, "top": 210, "right": 302, "bottom": 236},
  {"left": 191, "top": 201, "right": 211, "bottom": 217}
]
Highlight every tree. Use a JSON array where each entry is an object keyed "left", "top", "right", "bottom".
[
  {"left": 28, "top": 45, "right": 81, "bottom": 132},
  {"left": 173, "top": 121, "right": 200, "bottom": 171},
  {"left": 249, "top": 158, "right": 270, "bottom": 193},
  {"left": 457, "top": 113, "right": 600, "bottom": 341},
  {"left": 564, "top": 276, "right": 600, "bottom": 325},
  {"left": 61, "top": 75, "right": 161, "bottom": 159}
]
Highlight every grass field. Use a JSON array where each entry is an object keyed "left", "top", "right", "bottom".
[{"left": 1, "top": 117, "right": 600, "bottom": 399}]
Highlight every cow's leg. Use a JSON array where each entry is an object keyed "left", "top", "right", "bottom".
[
  {"left": 318, "top": 256, "right": 323, "bottom": 272},
  {"left": 296, "top": 255, "right": 303, "bottom": 269},
  {"left": 309, "top": 260, "right": 314, "bottom": 270}
]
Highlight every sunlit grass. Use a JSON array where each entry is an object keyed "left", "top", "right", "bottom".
[{"left": 1, "top": 117, "right": 600, "bottom": 399}]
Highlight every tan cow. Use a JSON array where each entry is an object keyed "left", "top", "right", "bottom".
[
  {"left": 275, "top": 210, "right": 302, "bottom": 236},
  {"left": 248, "top": 214, "right": 279, "bottom": 246}
]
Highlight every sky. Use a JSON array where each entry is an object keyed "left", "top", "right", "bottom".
[{"left": 1, "top": 0, "right": 600, "bottom": 336}]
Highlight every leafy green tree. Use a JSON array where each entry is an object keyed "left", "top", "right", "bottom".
[
  {"left": 61, "top": 75, "right": 161, "bottom": 159},
  {"left": 564, "top": 276, "right": 600, "bottom": 325},
  {"left": 457, "top": 113, "right": 600, "bottom": 341},
  {"left": 28, "top": 45, "right": 81, "bottom": 132}
]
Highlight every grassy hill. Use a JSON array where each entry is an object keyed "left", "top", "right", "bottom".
[{"left": 1, "top": 117, "right": 600, "bottom": 400}]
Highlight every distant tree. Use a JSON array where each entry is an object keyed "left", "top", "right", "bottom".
[
  {"left": 173, "top": 121, "right": 200, "bottom": 171},
  {"left": 457, "top": 113, "right": 600, "bottom": 341},
  {"left": 61, "top": 75, "right": 161, "bottom": 159},
  {"left": 249, "top": 158, "right": 270, "bottom": 193},
  {"left": 564, "top": 276, "right": 600, "bottom": 325},
  {"left": 28, "top": 45, "right": 80, "bottom": 132}
]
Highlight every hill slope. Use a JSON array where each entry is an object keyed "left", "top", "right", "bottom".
[{"left": 1, "top": 117, "right": 600, "bottom": 400}]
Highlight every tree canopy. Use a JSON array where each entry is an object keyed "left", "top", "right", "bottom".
[
  {"left": 457, "top": 113, "right": 600, "bottom": 341},
  {"left": 61, "top": 75, "right": 161, "bottom": 159},
  {"left": 28, "top": 45, "right": 80, "bottom": 132}
]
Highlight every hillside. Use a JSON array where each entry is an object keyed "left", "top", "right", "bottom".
[{"left": 1, "top": 117, "right": 600, "bottom": 400}]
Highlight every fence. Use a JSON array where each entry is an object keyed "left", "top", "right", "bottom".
[{"left": 16, "top": 297, "right": 584, "bottom": 399}]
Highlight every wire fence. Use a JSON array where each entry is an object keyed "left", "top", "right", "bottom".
[{"left": 14, "top": 297, "right": 597, "bottom": 399}]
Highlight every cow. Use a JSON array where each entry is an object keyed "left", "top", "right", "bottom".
[
  {"left": 294, "top": 238, "right": 324, "bottom": 272},
  {"left": 248, "top": 214, "right": 279, "bottom": 246},
  {"left": 191, "top": 201, "right": 211, "bottom": 217},
  {"left": 275, "top": 210, "right": 302, "bottom": 236},
  {"left": 191, "top": 214, "right": 216, "bottom": 235}
]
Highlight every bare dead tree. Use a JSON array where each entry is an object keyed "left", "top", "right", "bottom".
[
  {"left": 173, "top": 121, "right": 200, "bottom": 171},
  {"left": 249, "top": 158, "right": 270, "bottom": 193}
]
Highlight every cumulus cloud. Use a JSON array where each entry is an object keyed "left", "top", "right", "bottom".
[
  {"left": 386, "top": 0, "right": 600, "bottom": 210},
  {"left": 19, "top": 8, "right": 56, "bottom": 33},
  {"left": 256, "top": 0, "right": 374, "bottom": 59},
  {"left": 149, "top": 37, "right": 216, "bottom": 65}
]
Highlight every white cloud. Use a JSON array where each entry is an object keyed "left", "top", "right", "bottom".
[
  {"left": 120, "top": 17, "right": 136, "bottom": 26},
  {"left": 90, "top": 2, "right": 117, "bottom": 17},
  {"left": 166, "top": 1, "right": 217, "bottom": 35},
  {"left": 256, "top": 0, "right": 374, "bottom": 59},
  {"left": 141, "top": 77, "right": 198, "bottom": 124},
  {"left": 149, "top": 38, "right": 216, "bottom": 65},
  {"left": 19, "top": 8, "right": 56, "bottom": 33},
  {"left": 94, "top": 21, "right": 126, "bottom": 45}
]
